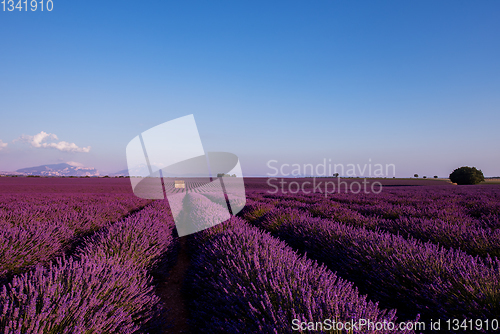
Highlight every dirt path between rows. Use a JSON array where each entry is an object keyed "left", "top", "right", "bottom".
[{"left": 156, "top": 236, "right": 191, "bottom": 333}]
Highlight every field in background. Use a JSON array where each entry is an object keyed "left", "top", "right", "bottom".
[{"left": 1, "top": 177, "right": 499, "bottom": 333}]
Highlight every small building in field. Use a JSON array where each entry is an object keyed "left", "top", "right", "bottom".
[{"left": 174, "top": 180, "right": 185, "bottom": 189}]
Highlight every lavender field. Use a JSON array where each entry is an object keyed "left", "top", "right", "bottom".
[{"left": 1, "top": 177, "right": 499, "bottom": 333}]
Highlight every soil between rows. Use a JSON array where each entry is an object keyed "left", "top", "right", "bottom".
[{"left": 156, "top": 235, "right": 192, "bottom": 334}]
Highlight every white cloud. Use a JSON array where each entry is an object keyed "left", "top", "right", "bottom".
[
  {"left": 43, "top": 141, "right": 91, "bottom": 153},
  {"left": 0, "top": 140, "right": 7, "bottom": 150},
  {"left": 16, "top": 131, "right": 91, "bottom": 153}
]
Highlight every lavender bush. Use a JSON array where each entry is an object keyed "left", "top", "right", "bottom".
[
  {"left": 250, "top": 206, "right": 500, "bottom": 324},
  {"left": 184, "top": 194, "right": 415, "bottom": 333},
  {"left": 0, "top": 194, "right": 149, "bottom": 279},
  {"left": 264, "top": 187, "right": 500, "bottom": 258},
  {"left": 0, "top": 200, "right": 175, "bottom": 333}
]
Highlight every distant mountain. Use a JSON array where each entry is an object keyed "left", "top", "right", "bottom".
[{"left": 16, "top": 163, "right": 100, "bottom": 177}]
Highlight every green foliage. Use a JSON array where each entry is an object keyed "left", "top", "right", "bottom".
[
  {"left": 434, "top": 176, "right": 438, "bottom": 179},
  {"left": 217, "top": 173, "right": 237, "bottom": 177},
  {"left": 414, "top": 174, "right": 418, "bottom": 178},
  {"left": 449, "top": 166, "right": 485, "bottom": 185}
]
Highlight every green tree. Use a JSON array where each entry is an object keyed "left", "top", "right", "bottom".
[
  {"left": 414, "top": 174, "right": 418, "bottom": 178},
  {"left": 449, "top": 166, "right": 484, "bottom": 185}
]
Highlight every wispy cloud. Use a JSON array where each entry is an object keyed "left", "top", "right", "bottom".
[
  {"left": 15, "top": 131, "right": 91, "bottom": 153},
  {"left": 66, "top": 161, "right": 84, "bottom": 167},
  {"left": 0, "top": 140, "right": 7, "bottom": 151}
]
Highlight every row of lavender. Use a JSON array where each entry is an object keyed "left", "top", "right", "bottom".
[
  {"left": 240, "top": 199, "right": 500, "bottom": 325},
  {"left": 0, "top": 193, "right": 150, "bottom": 280},
  {"left": 0, "top": 200, "right": 176, "bottom": 333},
  {"left": 258, "top": 185, "right": 500, "bottom": 227},
  {"left": 253, "top": 186, "right": 500, "bottom": 258},
  {"left": 333, "top": 186, "right": 500, "bottom": 227},
  {"left": 183, "top": 193, "right": 417, "bottom": 333}
]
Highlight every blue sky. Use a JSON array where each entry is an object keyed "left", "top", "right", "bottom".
[{"left": 0, "top": 0, "right": 499, "bottom": 177}]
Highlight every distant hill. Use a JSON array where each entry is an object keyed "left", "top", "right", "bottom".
[{"left": 16, "top": 163, "right": 99, "bottom": 177}]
